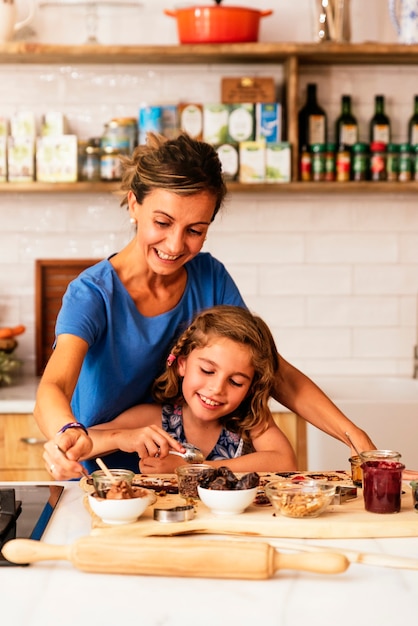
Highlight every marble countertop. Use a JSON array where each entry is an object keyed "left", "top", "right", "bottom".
[
  {"left": 0, "top": 480, "right": 417, "bottom": 626},
  {"left": 0, "top": 375, "right": 39, "bottom": 413}
]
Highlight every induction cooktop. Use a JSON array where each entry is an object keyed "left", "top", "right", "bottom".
[{"left": 0, "top": 484, "right": 64, "bottom": 566}]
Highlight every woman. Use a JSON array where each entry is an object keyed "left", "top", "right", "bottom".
[{"left": 35, "top": 132, "right": 375, "bottom": 479}]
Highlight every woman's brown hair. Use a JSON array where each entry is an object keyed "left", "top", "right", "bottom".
[{"left": 119, "top": 132, "right": 227, "bottom": 222}]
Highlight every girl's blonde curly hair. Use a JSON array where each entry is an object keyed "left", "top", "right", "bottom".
[{"left": 152, "top": 305, "right": 280, "bottom": 441}]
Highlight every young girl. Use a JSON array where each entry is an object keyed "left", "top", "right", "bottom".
[{"left": 91, "top": 305, "right": 297, "bottom": 473}]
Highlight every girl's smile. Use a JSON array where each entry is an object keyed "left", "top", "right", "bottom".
[{"left": 178, "top": 337, "right": 255, "bottom": 423}]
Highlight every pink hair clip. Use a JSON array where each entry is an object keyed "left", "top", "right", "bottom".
[{"left": 167, "top": 353, "right": 176, "bottom": 367}]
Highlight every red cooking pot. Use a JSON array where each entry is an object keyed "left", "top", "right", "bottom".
[{"left": 164, "top": 6, "right": 273, "bottom": 44}]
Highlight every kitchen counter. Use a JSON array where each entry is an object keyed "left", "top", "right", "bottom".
[
  {"left": 0, "top": 480, "right": 417, "bottom": 626},
  {"left": 0, "top": 376, "right": 39, "bottom": 413}
]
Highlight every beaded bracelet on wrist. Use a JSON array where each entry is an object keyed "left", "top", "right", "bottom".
[{"left": 56, "top": 422, "right": 88, "bottom": 436}]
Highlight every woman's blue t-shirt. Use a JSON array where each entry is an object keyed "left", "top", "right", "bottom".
[{"left": 55, "top": 252, "right": 246, "bottom": 473}]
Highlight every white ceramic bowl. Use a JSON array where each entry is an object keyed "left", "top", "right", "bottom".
[
  {"left": 197, "top": 485, "right": 257, "bottom": 516},
  {"left": 88, "top": 489, "right": 156, "bottom": 525}
]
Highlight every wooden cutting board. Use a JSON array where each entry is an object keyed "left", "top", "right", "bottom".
[{"left": 85, "top": 479, "right": 418, "bottom": 540}]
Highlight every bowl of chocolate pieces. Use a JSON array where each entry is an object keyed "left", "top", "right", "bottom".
[
  {"left": 88, "top": 469, "right": 156, "bottom": 525},
  {"left": 197, "top": 466, "right": 259, "bottom": 516}
]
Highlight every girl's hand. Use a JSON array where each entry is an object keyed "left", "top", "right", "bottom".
[
  {"left": 139, "top": 454, "right": 185, "bottom": 474},
  {"left": 115, "top": 424, "right": 185, "bottom": 461}
]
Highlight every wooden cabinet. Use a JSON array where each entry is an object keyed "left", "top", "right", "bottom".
[
  {"left": 0, "top": 413, "right": 49, "bottom": 480},
  {"left": 272, "top": 412, "right": 307, "bottom": 470},
  {"left": 1, "top": 41, "right": 418, "bottom": 194}
]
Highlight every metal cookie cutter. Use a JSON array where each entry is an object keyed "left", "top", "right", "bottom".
[
  {"left": 154, "top": 505, "right": 195, "bottom": 523},
  {"left": 333, "top": 485, "right": 358, "bottom": 504}
]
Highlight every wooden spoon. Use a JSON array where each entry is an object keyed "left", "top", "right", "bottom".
[{"left": 95, "top": 457, "right": 118, "bottom": 483}]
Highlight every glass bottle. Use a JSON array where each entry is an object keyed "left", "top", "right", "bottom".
[
  {"left": 369, "top": 95, "right": 391, "bottom": 145},
  {"left": 408, "top": 95, "right": 418, "bottom": 147},
  {"left": 298, "top": 83, "right": 327, "bottom": 150},
  {"left": 335, "top": 95, "right": 358, "bottom": 148}
]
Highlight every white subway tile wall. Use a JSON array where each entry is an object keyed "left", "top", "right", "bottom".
[{"left": 1, "top": 1, "right": 416, "bottom": 378}]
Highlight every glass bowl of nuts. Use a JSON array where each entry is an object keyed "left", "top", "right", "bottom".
[{"left": 264, "top": 479, "right": 336, "bottom": 519}]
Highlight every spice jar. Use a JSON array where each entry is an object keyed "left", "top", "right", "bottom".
[
  {"left": 175, "top": 464, "right": 214, "bottom": 503},
  {"left": 386, "top": 143, "right": 399, "bottom": 182},
  {"left": 370, "top": 141, "right": 387, "bottom": 181},
  {"left": 299, "top": 145, "right": 312, "bottom": 181},
  {"left": 413, "top": 145, "right": 418, "bottom": 181},
  {"left": 100, "top": 146, "right": 124, "bottom": 181},
  {"left": 311, "top": 143, "right": 325, "bottom": 181},
  {"left": 336, "top": 143, "right": 350, "bottom": 182},
  {"left": 398, "top": 143, "right": 412, "bottom": 182},
  {"left": 351, "top": 142, "right": 369, "bottom": 181},
  {"left": 324, "top": 142, "right": 336, "bottom": 181},
  {"left": 80, "top": 137, "right": 101, "bottom": 182}
]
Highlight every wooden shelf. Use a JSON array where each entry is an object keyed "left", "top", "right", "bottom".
[
  {"left": 2, "top": 42, "right": 418, "bottom": 194},
  {"left": 2, "top": 181, "right": 418, "bottom": 194},
  {"left": 2, "top": 42, "right": 418, "bottom": 65}
]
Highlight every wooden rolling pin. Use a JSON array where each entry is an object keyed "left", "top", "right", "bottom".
[{"left": 2, "top": 536, "right": 349, "bottom": 579}]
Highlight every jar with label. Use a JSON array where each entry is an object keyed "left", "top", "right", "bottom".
[
  {"left": 336, "top": 143, "right": 350, "bottom": 182},
  {"left": 370, "top": 141, "right": 387, "bottom": 181},
  {"left": 386, "top": 143, "right": 399, "bottom": 182},
  {"left": 413, "top": 145, "right": 418, "bottom": 181},
  {"left": 299, "top": 144, "right": 312, "bottom": 181},
  {"left": 103, "top": 118, "right": 138, "bottom": 152},
  {"left": 351, "top": 142, "right": 369, "bottom": 181},
  {"left": 311, "top": 143, "right": 325, "bottom": 181},
  {"left": 100, "top": 146, "right": 123, "bottom": 181},
  {"left": 80, "top": 137, "right": 101, "bottom": 182},
  {"left": 398, "top": 143, "right": 412, "bottom": 182},
  {"left": 324, "top": 142, "right": 336, "bottom": 181}
]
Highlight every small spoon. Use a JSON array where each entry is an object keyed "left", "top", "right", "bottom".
[
  {"left": 169, "top": 443, "right": 205, "bottom": 464},
  {"left": 345, "top": 432, "right": 362, "bottom": 457}
]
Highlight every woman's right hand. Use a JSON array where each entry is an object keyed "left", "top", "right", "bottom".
[{"left": 43, "top": 428, "right": 93, "bottom": 480}]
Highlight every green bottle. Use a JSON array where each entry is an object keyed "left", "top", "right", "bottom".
[
  {"left": 335, "top": 95, "right": 358, "bottom": 147},
  {"left": 408, "top": 95, "right": 418, "bottom": 147},
  {"left": 298, "top": 83, "right": 327, "bottom": 149},
  {"left": 369, "top": 95, "right": 391, "bottom": 145}
]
